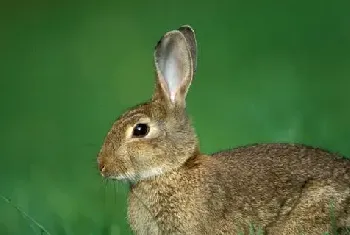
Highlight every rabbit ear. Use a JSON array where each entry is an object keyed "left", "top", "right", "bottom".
[
  {"left": 153, "top": 26, "right": 197, "bottom": 108},
  {"left": 178, "top": 25, "right": 197, "bottom": 73}
]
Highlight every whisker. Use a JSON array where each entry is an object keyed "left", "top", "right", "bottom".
[
  {"left": 103, "top": 178, "right": 109, "bottom": 188},
  {"left": 113, "top": 181, "right": 117, "bottom": 205}
]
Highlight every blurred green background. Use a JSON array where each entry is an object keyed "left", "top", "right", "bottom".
[{"left": 1, "top": 0, "right": 350, "bottom": 234}]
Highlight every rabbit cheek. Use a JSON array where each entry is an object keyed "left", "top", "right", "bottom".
[
  {"left": 107, "top": 145, "right": 136, "bottom": 178},
  {"left": 125, "top": 141, "right": 152, "bottom": 166},
  {"left": 126, "top": 141, "right": 165, "bottom": 177}
]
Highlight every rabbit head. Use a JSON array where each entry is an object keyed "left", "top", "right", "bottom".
[{"left": 97, "top": 26, "right": 199, "bottom": 181}]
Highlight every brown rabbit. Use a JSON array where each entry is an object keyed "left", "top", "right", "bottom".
[{"left": 97, "top": 25, "right": 350, "bottom": 235}]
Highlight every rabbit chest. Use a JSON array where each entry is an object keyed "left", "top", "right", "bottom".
[{"left": 126, "top": 175, "right": 209, "bottom": 235}]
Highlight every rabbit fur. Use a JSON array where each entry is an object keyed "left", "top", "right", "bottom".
[{"left": 97, "top": 25, "right": 350, "bottom": 235}]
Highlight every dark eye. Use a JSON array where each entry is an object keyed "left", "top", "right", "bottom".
[{"left": 132, "top": 123, "right": 150, "bottom": 138}]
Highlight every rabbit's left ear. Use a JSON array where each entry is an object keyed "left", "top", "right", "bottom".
[{"left": 153, "top": 25, "right": 197, "bottom": 108}]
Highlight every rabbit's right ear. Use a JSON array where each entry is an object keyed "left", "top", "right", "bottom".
[
  {"left": 178, "top": 25, "right": 197, "bottom": 73},
  {"left": 153, "top": 26, "right": 197, "bottom": 109}
]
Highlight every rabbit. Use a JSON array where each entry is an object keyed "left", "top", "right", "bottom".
[{"left": 97, "top": 25, "right": 350, "bottom": 235}]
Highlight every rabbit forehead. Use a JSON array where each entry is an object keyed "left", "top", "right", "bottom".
[{"left": 118, "top": 101, "right": 166, "bottom": 121}]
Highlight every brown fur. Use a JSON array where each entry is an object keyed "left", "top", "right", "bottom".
[{"left": 97, "top": 25, "right": 350, "bottom": 234}]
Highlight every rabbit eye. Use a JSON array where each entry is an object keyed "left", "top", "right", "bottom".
[{"left": 132, "top": 123, "right": 150, "bottom": 138}]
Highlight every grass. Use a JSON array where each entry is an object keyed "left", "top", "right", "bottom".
[
  {"left": 2, "top": 192, "right": 350, "bottom": 235},
  {"left": 1, "top": 194, "right": 52, "bottom": 235}
]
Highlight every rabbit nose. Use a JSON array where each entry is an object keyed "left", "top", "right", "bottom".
[
  {"left": 99, "top": 163, "right": 106, "bottom": 173},
  {"left": 98, "top": 158, "right": 106, "bottom": 175}
]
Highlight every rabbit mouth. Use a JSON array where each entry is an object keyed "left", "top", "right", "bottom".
[
  {"left": 109, "top": 172, "right": 137, "bottom": 181},
  {"left": 109, "top": 167, "right": 165, "bottom": 182}
]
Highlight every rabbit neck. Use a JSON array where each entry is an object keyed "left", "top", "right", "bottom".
[{"left": 127, "top": 153, "right": 212, "bottom": 233}]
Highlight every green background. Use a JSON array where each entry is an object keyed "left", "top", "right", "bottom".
[{"left": 1, "top": 1, "right": 350, "bottom": 234}]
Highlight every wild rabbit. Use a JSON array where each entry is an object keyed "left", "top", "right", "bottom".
[{"left": 97, "top": 25, "right": 350, "bottom": 235}]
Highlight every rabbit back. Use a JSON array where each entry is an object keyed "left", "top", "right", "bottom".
[{"left": 208, "top": 143, "right": 350, "bottom": 234}]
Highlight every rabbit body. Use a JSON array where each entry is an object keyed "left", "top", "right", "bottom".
[
  {"left": 128, "top": 143, "right": 350, "bottom": 235},
  {"left": 97, "top": 25, "right": 350, "bottom": 235}
]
